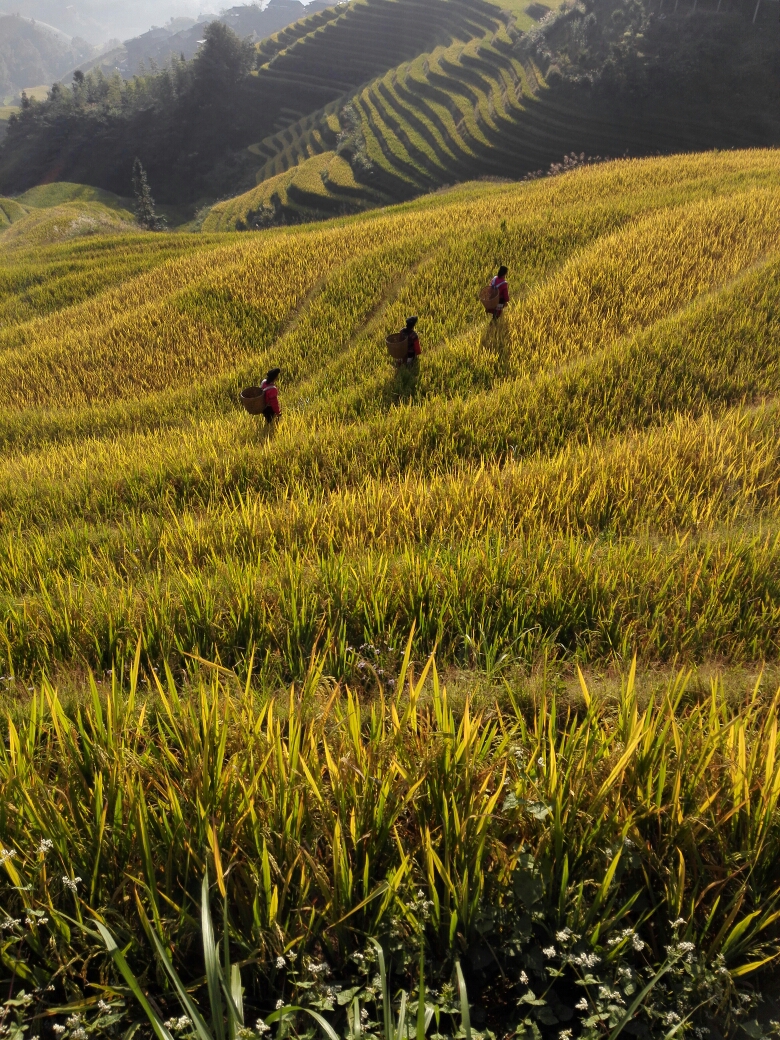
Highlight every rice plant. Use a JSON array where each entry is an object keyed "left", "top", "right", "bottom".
[{"left": 2, "top": 152, "right": 780, "bottom": 1035}]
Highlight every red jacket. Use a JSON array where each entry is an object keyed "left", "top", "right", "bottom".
[
  {"left": 261, "top": 380, "right": 281, "bottom": 415},
  {"left": 406, "top": 330, "right": 421, "bottom": 357},
  {"left": 491, "top": 276, "right": 509, "bottom": 305}
]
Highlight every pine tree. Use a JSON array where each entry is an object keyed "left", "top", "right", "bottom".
[{"left": 132, "top": 158, "right": 165, "bottom": 231}]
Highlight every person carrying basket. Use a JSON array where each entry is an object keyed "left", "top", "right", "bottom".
[
  {"left": 490, "top": 266, "right": 509, "bottom": 320},
  {"left": 260, "top": 367, "right": 281, "bottom": 424},
  {"left": 402, "top": 316, "right": 420, "bottom": 366}
]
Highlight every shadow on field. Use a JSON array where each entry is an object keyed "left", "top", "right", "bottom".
[
  {"left": 389, "top": 362, "right": 419, "bottom": 405},
  {"left": 480, "top": 317, "right": 512, "bottom": 377}
]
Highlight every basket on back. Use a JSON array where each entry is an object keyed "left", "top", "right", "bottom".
[
  {"left": 239, "top": 386, "right": 266, "bottom": 414},
  {"left": 480, "top": 285, "right": 500, "bottom": 313},
  {"left": 386, "top": 332, "right": 409, "bottom": 361}
]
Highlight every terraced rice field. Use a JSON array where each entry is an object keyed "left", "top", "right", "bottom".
[
  {"left": 211, "top": 0, "right": 779, "bottom": 230},
  {"left": 3, "top": 150, "right": 780, "bottom": 681},
  {"left": 244, "top": 0, "right": 505, "bottom": 164},
  {"left": 3, "top": 150, "right": 780, "bottom": 1036}
]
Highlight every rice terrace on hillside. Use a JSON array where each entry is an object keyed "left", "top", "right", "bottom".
[{"left": 2, "top": 0, "right": 780, "bottom": 1021}]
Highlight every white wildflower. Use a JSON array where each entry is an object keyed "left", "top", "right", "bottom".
[
  {"left": 0, "top": 848, "right": 16, "bottom": 866},
  {"left": 72, "top": 1030, "right": 88, "bottom": 1040},
  {"left": 98, "top": 1000, "right": 111, "bottom": 1013},
  {"left": 276, "top": 956, "right": 286, "bottom": 969},
  {"left": 62, "top": 876, "right": 82, "bottom": 892},
  {"left": 537, "top": 758, "right": 544, "bottom": 768},
  {"left": 255, "top": 1021, "right": 270, "bottom": 1036},
  {"left": 37, "top": 839, "right": 53, "bottom": 855},
  {"left": 1, "top": 918, "right": 21, "bottom": 929},
  {"left": 519, "top": 971, "right": 529, "bottom": 985},
  {"left": 631, "top": 933, "right": 645, "bottom": 951},
  {"left": 669, "top": 918, "right": 686, "bottom": 928},
  {"left": 571, "top": 951, "right": 601, "bottom": 968},
  {"left": 52, "top": 1027, "right": 65, "bottom": 1036},
  {"left": 556, "top": 928, "right": 572, "bottom": 943},
  {"left": 664, "top": 1013, "right": 681, "bottom": 1026},
  {"left": 275, "top": 999, "right": 284, "bottom": 1010},
  {"left": 558, "top": 1031, "right": 573, "bottom": 1040},
  {"left": 542, "top": 946, "right": 557, "bottom": 959},
  {"left": 361, "top": 1010, "right": 368, "bottom": 1022},
  {"left": 575, "top": 998, "right": 588, "bottom": 1011}
]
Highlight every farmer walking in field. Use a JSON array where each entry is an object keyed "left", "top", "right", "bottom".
[
  {"left": 260, "top": 367, "right": 281, "bottom": 425},
  {"left": 490, "top": 265, "right": 509, "bottom": 320},
  {"left": 402, "top": 315, "right": 420, "bottom": 366}
]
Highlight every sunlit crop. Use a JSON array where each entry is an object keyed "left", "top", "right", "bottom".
[{"left": 2, "top": 151, "right": 780, "bottom": 1033}]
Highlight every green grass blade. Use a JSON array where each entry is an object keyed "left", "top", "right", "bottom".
[
  {"left": 455, "top": 961, "right": 470, "bottom": 1040},
  {"left": 135, "top": 896, "right": 214, "bottom": 1040},
  {"left": 606, "top": 961, "right": 673, "bottom": 1040},
  {"left": 266, "top": 1006, "right": 340, "bottom": 1040},
  {"left": 416, "top": 956, "right": 426, "bottom": 1040},
  {"left": 370, "top": 938, "right": 393, "bottom": 1040},
  {"left": 395, "top": 991, "right": 407, "bottom": 1040},
  {"left": 202, "top": 871, "right": 226, "bottom": 1040},
  {"left": 230, "top": 964, "right": 244, "bottom": 1027},
  {"left": 95, "top": 922, "right": 174, "bottom": 1040}
]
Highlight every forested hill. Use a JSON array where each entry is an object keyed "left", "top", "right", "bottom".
[
  {"left": 0, "top": 0, "right": 501, "bottom": 207},
  {"left": 0, "top": 0, "right": 778, "bottom": 215}
]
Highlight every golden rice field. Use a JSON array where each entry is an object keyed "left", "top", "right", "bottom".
[
  {"left": 2, "top": 150, "right": 780, "bottom": 1036},
  {"left": 1, "top": 150, "right": 780, "bottom": 681}
]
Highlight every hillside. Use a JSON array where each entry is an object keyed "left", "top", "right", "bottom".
[
  {"left": 71, "top": 1, "right": 341, "bottom": 82},
  {"left": 5, "top": 0, "right": 213, "bottom": 43},
  {"left": 0, "top": 0, "right": 507, "bottom": 207},
  {"left": 209, "top": 0, "right": 780, "bottom": 227},
  {"left": 1, "top": 149, "right": 780, "bottom": 678},
  {"left": 3, "top": 151, "right": 780, "bottom": 1035},
  {"left": 0, "top": 13, "right": 93, "bottom": 98},
  {"left": 3, "top": 0, "right": 778, "bottom": 218}
]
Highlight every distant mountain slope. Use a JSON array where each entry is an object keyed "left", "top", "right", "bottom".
[
  {"left": 71, "top": 1, "right": 341, "bottom": 82},
  {"left": 208, "top": 0, "right": 780, "bottom": 228},
  {"left": 2, "top": 1, "right": 211, "bottom": 44},
  {"left": 0, "top": 14, "right": 92, "bottom": 98},
  {"left": 2, "top": 0, "right": 778, "bottom": 219},
  {"left": 0, "top": 0, "right": 505, "bottom": 207}
]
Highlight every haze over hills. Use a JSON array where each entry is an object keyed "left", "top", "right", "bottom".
[
  {"left": 1, "top": 1, "right": 219, "bottom": 43},
  {"left": 0, "top": 13, "right": 93, "bottom": 100},
  {"left": 72, "top": 0, "right": 340, "bottom": 81}
]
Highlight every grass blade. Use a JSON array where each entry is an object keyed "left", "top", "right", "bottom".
[{"left": 95, "top": 922, "right": 174, "bottom": 1040}]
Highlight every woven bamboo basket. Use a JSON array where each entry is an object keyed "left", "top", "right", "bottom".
[
  {"left": 479, "top": 285, "right": 500, "bottom": 312},
  {"left": 239, "top": 386, "right": 266, "bottom": 414},
  {"left": 386, "top": 332, "right": 409, "bottom": 361}
]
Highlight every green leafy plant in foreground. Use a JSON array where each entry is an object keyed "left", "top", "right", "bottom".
[
  {"left": 2, "top": 649, "right": 780, "bottom": 1038},
  {"left": 96, "top": 872, "right": 465, "bottom": 1040}
]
